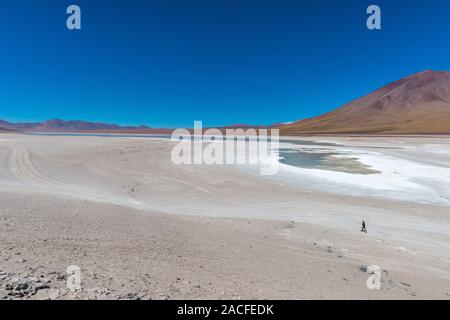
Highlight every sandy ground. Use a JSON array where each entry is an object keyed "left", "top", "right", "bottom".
[{"left": 0, "top": 133, "right": 450, "bottom": 299}]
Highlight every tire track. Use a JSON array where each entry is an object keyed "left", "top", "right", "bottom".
[{"left": 2, "top": 142, "right": 149, "bottom": 211}]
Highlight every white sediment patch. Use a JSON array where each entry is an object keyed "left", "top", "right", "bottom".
[{"left": 248, "top": 139, "right": 450, "bottom": 207}]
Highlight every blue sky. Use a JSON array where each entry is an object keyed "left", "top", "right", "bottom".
[{"left": 1, "top": 0, "right": 450, "bottom": 128}]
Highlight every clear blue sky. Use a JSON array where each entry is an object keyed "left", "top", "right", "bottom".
[{"left": 1, "top": 0, "right": 450, "bottom": 128}]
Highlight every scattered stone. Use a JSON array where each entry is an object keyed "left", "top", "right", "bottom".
[
  {"left": 34, "top": 284, "right": 51, "bottom": 293},
  {"left": 0, "top": 271, "right": 61, "bottom": 300},
  {"left": 123, "top": 293, "right": 139, "bottom": 300},
  {"left": 400, "top": 282, "right": 411, "bottom": 287},
  {"left": 56, "top": 273, "right": 66, "bottom": 281},
  {"left": 14, "top": 282, "right": 29, "bottom": 291}
]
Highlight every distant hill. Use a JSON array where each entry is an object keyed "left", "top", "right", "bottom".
[
  {"left": 281, "top": 70, "right": 450, "bottom": 135},
  {"left": 0, "top": 127, "right": 15, "bottom": 133},
  {"left": 0, "top": 119, "right": 275, "bottom": 134},
  {"left": 0, "top": 119, "right": 172, "bottom": 134}
]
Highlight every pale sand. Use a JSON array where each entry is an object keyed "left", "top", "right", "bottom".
[{"left": 0, "top": 133, "right": 449, "bottom": 299}]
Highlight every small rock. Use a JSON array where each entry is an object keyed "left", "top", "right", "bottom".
[{"left": 14, "top": 282, "right": 29, "bottom": 291}]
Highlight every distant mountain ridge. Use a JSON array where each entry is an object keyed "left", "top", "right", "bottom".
[
  {"left": 0, "top": 119, "right": 273, "bottom": 134},
  {"left": 0, "top": 119, "right": 172, "bottom": 133},
  {"left": 3, "top": 70, "right": 450, "bottom": 135},
  {"left": 281, "top": 70, "right": 450, "bottom": 134}
]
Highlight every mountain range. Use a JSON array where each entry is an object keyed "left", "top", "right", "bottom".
[
  {"left": 2, "top": 70, "right": 450, "bottom": 135},
  {"left": 0, "top": 119, "right": 172, "bottom": 134}
]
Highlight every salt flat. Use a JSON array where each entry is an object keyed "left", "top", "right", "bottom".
[
  {"left": 0, "top": 133, "right": 449, "bottom": 299},
  {"left": 272, "top": 136, "right": 450, "bottom": 206}
]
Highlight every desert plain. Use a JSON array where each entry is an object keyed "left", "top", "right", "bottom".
[{"left": 0, "top": 133, "right": 449, "bottom": 299}]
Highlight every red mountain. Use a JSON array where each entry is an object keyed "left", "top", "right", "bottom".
[{"left": 281, "top": 70, "right": 450, "bottom": 134}]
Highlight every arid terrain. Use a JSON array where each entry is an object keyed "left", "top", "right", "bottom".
[
  {"left": 0, "top": 133, "right": 450, "bottom": 300},
  {"left": 282, "top": 70, "right": 450, "bottom": 134}
]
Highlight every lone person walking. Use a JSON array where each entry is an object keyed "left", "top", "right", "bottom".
[{"left": 361, "top": 220, "right": 367, "bottom": 233}]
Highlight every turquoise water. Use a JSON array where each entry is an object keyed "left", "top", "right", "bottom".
[{"left": 278, "top": 147, "right": 378, "bottom": 174}]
